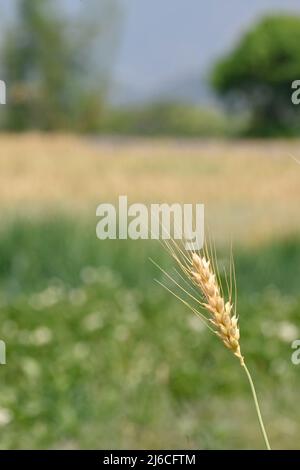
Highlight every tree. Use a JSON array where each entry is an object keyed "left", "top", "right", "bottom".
[
  {"left": 211, "top": 15, "right": 300, "bottom": 136},
  {"left": 1, "top": 0, "right": 119, "bottom": 131}
]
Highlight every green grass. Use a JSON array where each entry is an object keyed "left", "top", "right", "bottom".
[{"left": 0, "top": 215, "right": 299, "bottom": 448}]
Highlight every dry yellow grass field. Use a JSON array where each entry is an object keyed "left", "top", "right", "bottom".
[{"left": 0, "top": 133, "right": 299, "bottom": 244}]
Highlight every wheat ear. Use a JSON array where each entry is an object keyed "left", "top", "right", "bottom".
[
  {"left": 191, "top": 252, "right": 271, "bottom": 449},
  {"left": 191, "top": 253, "right": 244, "bottom": 365},
  {"left": 155, "top": 241, "right": 271, "bottom": 450}
]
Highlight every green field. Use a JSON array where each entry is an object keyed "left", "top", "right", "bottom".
[
  {"left": 0, "top": 215, "right": 299, "bottom": 449},
  {"left": 0, "top": 135, "right": 300, "bottom": 449}
]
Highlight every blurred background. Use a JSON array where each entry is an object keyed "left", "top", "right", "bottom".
[{"left": 0, "top": 0, "right": 300, "bottom": 449}]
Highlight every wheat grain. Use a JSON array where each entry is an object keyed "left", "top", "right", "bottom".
[
  {"left": 190, "top": 252, "right": 244, "bottom": 364},
  {"left": 154, "top": 239, "right": 271, "bottom": 449}
]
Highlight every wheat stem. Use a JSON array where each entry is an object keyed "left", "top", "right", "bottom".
[
  {"left": 157, "top": 243, "right": 272, "bottom": 449},
  {"left": 242, "top": 362, "right": 271, "bottom": 450}
]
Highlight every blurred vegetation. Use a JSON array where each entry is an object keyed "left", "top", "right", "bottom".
[
  {"left": 0, "top": 0, "right": 119, "bottom": 131},
  {"left": 100, "top": 103, "right": 241, "bottom": 137},
  {"left": 212, "top": 15, "right": 300, "bottom": 136},
  {"left": 0, "top": 215, "right": 299, "bottom": 448}
]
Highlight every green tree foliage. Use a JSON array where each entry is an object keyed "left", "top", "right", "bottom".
[
  {"left": 1, "top": 0, "right": 119, "bottom": 131},
  {"left": 212, "top": 15, "right": 300, "bottom": 136}
]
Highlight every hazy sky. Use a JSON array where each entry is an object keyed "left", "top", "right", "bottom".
[{"left": 112, "top": 0, "right": 300, "bottom": 101}]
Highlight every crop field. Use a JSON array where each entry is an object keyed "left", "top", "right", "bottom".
[{"left": 0, "top": 134, "right": 300, "bottom": 448}]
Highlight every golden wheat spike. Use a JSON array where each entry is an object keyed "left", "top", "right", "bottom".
[
  {"left": 191, "top": 252, "right": 244, "bottom": 365},
  {"left": 154, "top": 237, "right": 271, "bottom": 449}
]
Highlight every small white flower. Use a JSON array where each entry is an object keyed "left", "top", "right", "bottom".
[
  {"left": 0, "top": 408, "right": 12, "bottom": 426},
  {"left": 277, "top": 321, "right": 298, "bottom": 342},
  {"left": 80, "top": 266, "right": 99, "bottom": 285},
  {"left": 32, "top": 326, "right": 53, "bottom": 345},
  {"left": 82, "top": 312, "right": 104, "bottom": 331},
  {"left": 69, "top": 288, "right": 86, "bottom": 306}
]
